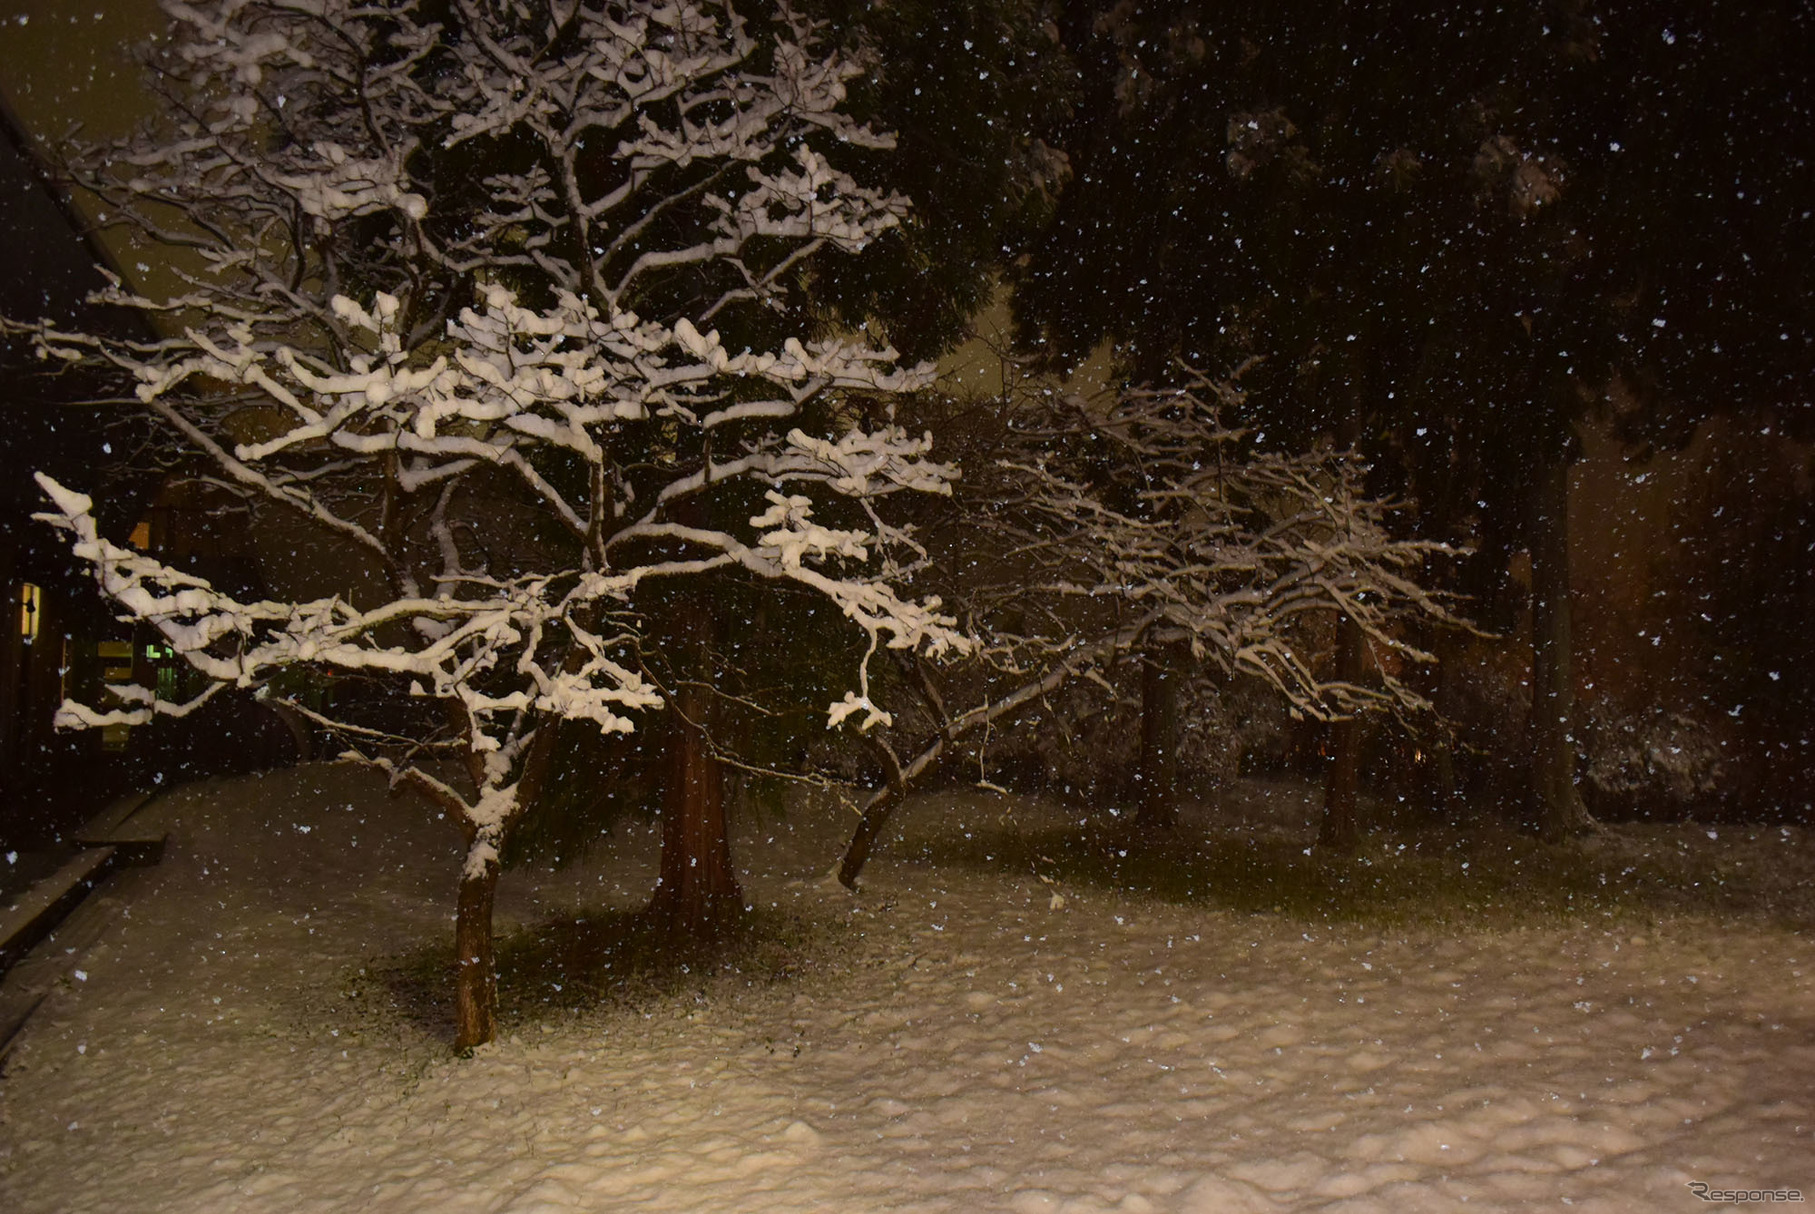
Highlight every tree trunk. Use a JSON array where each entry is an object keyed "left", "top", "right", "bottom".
[
  {"left": 1318, "top": 615, "right": 1366, "bottom": 853},
  {"left": 649, "top": 637, "right": 743, "bottom": 936},
  {"left": 1134, "top": 642, "right": 1183, "bottom": 832},
  {"left": 834, "top": 619, "right": 1155, "bottom": 889},
  {"left": 1527, "top": 437, "right": 1597, "bottom": 839},
  {"left": 837, "top": 800, "right": 887, "bottom": 888},
  {"left": 453, "top": 844, "right": 500, "bottom": 1051}
]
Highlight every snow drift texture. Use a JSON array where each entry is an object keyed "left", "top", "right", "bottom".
[{"left": 1, "top": 764, "right": 1809, "bottom": 1212}]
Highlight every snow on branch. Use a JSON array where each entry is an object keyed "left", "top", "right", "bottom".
[
  {"left": 18, "top": 0, "right": 966, "bottom": 855},
  {"left": 829, "top": 370, "right": 1467, "bottom": 884},
  {"left": 856, "top": 371, "right": 1463, "bottom": 790},
  {"left": 946, "top": 372, "right": 1462, "bottom": 716}
]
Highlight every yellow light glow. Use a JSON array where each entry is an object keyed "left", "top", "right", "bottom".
[{"left": 19, "top": 583, "right": 41, "bottom": 643}]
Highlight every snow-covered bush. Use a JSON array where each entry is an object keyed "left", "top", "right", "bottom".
[
  {"left": 1582, "top": 701, "right": 1725, "bottom": 815},
  {"left": 10, "top": 0, "right": 965, "bottom": 1049}
]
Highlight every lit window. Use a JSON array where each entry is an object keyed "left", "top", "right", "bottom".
[{"left": 18, "top": 583, "right": 40, "bottom": 643}]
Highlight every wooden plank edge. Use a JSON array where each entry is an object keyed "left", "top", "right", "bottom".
[
  {"left": 0, "top": 846, "right": 122, "bottom": 979},
  {"left": 73, "top": 789, "right": 165, "bottom": 849},
  {"left": 72, "top": 791, "right": 156, "bottom": 842}
]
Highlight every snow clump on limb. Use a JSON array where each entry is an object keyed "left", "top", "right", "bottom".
[{"left": 15, "top": 0, "right": 965, "bottom": 1049}]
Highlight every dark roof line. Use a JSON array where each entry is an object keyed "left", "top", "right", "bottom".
[{"left": 0, "top": 89, "right": 144, "bottom": 303}]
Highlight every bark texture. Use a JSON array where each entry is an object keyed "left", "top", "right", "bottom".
[
  {"left": 1527, "top": 440, "right": 1598, "bottom": 839},
  {"left": 649, "top": 673, "right": 743, "bottom": 936},
  {"left": 453, "top": 853, "right": 499, "bottom": 1051}
]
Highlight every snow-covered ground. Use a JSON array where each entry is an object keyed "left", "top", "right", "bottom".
[{"left": 1, "top": 764, "right": 1810, "bottom": 1213}]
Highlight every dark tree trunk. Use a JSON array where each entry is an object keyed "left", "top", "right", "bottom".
[
  {"left": 1134, "top": 642, "right": 1183, "bottom": 832},
  {"left": 834, "top": 622, "right": 1152, "bottom": 889},
  {"left": 649, "top": 603, "right": 742, "bottom": 935},
  {"left": 411, "top": 710, "right": 520, "bottom": 1054},
  {"left": 838, "top": 797, "right": 896, "bottom": 890},
  {"left": 453, "top": 849, "right": 499, "bottom": 1051},
  {"left": 1318, "top": 615, "right": 1367, "bottom": 853},
  {"left": 647, "top": 485, "right": 743, "bottom": 933},
  {"left": 1527, "top": 437, "right": 1597, "bottom": 839}
]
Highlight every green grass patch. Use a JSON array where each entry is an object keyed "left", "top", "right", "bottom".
[
  {"left": 917, "top": 817, "right": 1815, "bottom": 929},
  {"left": 348, "top": 903, "right": 838, "bottom": 1043}
]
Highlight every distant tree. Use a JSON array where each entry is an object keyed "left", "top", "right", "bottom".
[
  {"left": 837, "top": 370, "right": 1462, "bottom": 886},
  {"left": 801, "top": 0, "right": 1075, "bottom": 360},
  {"left": 1014, "top": 0, "right": 1815, "bottom": 836},
  {"left": 10, "top": 0, "right": 968, "bottom": 1050}
]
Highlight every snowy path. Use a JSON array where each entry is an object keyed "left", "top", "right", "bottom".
[{"left": 0, "top": 766, "right": 1809, "bottom": 1212}]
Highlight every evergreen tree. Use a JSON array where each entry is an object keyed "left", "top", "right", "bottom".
[{"left": 1014, "top": 0, "right": 1815, "bottom": 833}]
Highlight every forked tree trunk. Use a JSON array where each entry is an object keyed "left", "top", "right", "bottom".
[
  {"left": 1135, "top": 642, "right": 1183, "bottom": 832},
  {"left": 833, "top": 621, "right": 1154, "bottom": 889},
  {"left": 649, "top": 658, "right": 743, "bottom": 936},
  {"left": 1318, "top": 614, "right": 1367, "bottom": 853},
  {"left": 437, "top": 694, "right": 563, "bottom": 1052},
  {"left": 1527, "top": 437, "right": 1598, "bottom": 839},
  {"left": 408, "top": 716, "right": 516, "bottom": 1054},
  {"left": 453, "top": 845, "right": 500, "bottom": 1050}
]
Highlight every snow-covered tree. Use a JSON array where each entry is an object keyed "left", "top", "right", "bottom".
[
  {"left": 837, "top": 369, "right": 1463, "bottom": 885},
  {"left": 11, "top": 0, "right": 966, "bottom": 1049},
  {"left": 1012, "top": 0, "right": 1815, "bottom": 838}
]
